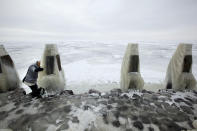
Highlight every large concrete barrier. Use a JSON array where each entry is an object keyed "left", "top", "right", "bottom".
[
  {"left": 120, "top": 43, "right": 144, "bottom": 90},
  {"left": 38, "top": 44, "right": 66, "bottom": 93},
  {"left": 165, "top": 43, "right": 196, "bottom": 90},
  {"left": 0, "top": 45, "right": 20, "bottom": 93}
]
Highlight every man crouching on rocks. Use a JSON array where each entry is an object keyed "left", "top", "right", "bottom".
[{"left": 23, "top": 61, "right": 44, "bottom": 98}]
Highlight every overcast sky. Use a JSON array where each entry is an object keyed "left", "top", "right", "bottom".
[{"left": 0, "top": 0, "right": 197, "bottom": 42}]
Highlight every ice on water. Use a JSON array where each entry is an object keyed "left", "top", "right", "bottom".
[{"left": 3, "top": 41, "right": 197, "bottom": 93}]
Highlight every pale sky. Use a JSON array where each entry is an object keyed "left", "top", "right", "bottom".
[{"left": 0, "top": 0, "right": 197, "bottom": 42}]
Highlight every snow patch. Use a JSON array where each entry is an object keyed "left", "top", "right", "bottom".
[{"left": 121, "top": 90, "right": 143, "bottom": 98}]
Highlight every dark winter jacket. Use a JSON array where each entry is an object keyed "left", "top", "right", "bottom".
[{"left": 23, "top": 63, "right": 43, "bottom": 84}]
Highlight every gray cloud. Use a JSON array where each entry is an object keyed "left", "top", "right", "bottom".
[{"left": 0, "top": 0, "right": 197, "bottom": 42}]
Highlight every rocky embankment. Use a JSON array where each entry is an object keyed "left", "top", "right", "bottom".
[{"left": 0, "top": 88, "right": 197, "bottom": 131}]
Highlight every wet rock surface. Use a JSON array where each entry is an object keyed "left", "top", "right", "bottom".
[{"left": 0, "top": 88, "right": 197, "bottom": 131}]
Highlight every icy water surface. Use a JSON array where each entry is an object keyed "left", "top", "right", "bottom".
[{"left": 2, "top": 41, "right": 197, "bottom": 93}]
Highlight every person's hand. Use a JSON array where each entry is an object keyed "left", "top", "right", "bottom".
[{"left": 35, "top": 68, "right": 44, "bottom": 72}]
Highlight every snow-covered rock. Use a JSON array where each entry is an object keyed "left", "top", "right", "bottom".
[{"left": 1, "top": 87, "right": 197, "bottom": 131}]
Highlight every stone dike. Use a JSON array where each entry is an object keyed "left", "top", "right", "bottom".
[{"left": 0, "top": 88, "right": 197, "bottom": 131}]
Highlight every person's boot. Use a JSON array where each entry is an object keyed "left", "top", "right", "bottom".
[
  {"left": 30, "top": 92, "right": 36, "bottom": 98},
  {"left": 23, "top": 91, "right": 26, "bottom": 95}
]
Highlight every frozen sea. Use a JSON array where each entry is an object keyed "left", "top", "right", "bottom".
[{"left": 2, "top": 41, "right": 197, "bottom": 93}]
